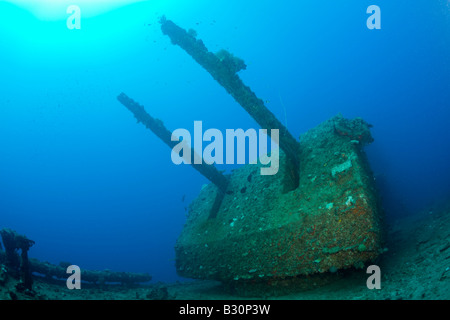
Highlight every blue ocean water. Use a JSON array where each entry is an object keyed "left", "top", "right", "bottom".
[{"left": 0, "top": 0, "right": 449, "bottom": 283}]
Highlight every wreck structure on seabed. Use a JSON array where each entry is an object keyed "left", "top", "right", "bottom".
[
  {"left": 118, "top": 17, "right": 383, "bottom": 296},
  {"left": 0, "top": 228, "right": 152, "bottom": 294}
]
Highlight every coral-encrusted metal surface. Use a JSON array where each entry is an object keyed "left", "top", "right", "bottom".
[{"left": 175, "top": 115, "right": 382, "bottom": 288}]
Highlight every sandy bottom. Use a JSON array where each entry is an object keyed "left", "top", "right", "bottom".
[{"left": 1, "top": 203, "right": 449, "bottom": 300}]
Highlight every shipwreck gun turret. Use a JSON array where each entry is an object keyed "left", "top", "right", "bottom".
[{"left": 118, "top": 18, "right": 382, "bottom": 296}]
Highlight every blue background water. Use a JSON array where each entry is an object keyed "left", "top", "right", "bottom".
[{"left": 0, "top": 0, "right": 449, "bottom": 282}]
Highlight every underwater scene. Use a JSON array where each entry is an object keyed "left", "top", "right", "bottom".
[{"left": 0, "top": 0, "right": 449, "bottom": 302}]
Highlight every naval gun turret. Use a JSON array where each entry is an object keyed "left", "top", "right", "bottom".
[{"left": 118, "top": 18, "right": 382, "bottom": 296}]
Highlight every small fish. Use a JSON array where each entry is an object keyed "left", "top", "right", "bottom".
[{"left": 181, "top": 194, "right": 186, "bottom": 202}]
